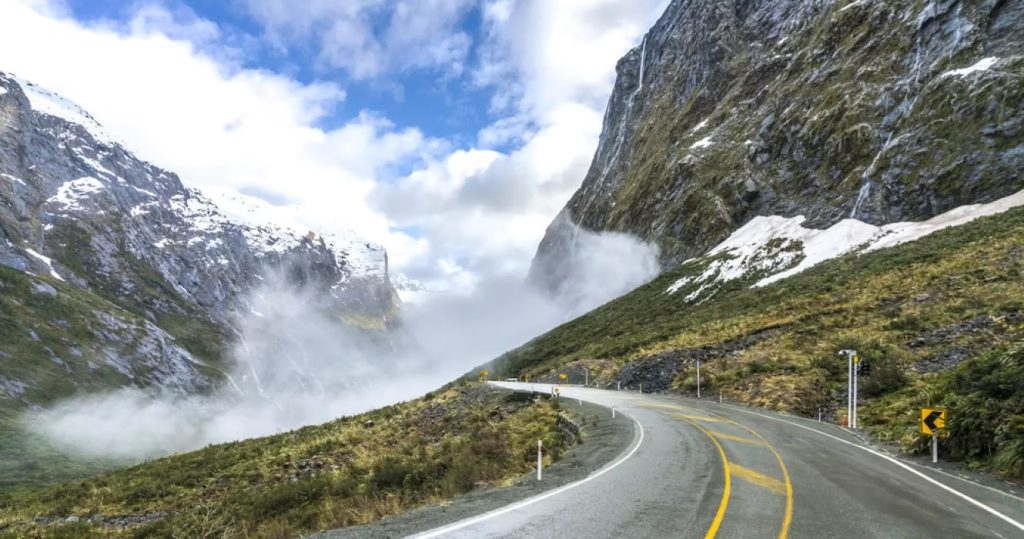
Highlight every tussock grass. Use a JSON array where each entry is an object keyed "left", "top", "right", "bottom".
[
  {"left": 488, "top": 206, "right": 1024, "bottom": 478},
  {"left": 0, "top": 383, "right": 568, "bottom": 538}
]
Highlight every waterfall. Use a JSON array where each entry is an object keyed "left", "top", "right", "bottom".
[
  {"left": 569, "top": 36, "right": 648, "bottom": 260},
  {"left": 850, "top": 181, "right": 872, "bottom": 219}
]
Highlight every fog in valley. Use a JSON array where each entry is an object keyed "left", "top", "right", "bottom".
[{"left": 28, "top": 227, "right": 659, "bottom": 461}]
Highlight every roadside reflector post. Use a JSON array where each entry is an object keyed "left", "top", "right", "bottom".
[
  {"left": 639, "top": 383, "right": 643, "bottom": 393},
  {"left": 612, "top": 407, "right": 616, "bottom": 418},
  {"left": 696, "top": 360, "right": 701, "bottom": 399},
  {"left": 537, "top": 440, "right": 543, "bottom": 480},
  {"left": 617, "top": 381, "right": 621, "bottom": 391},
  {"left": 578, "top": 397, "right": 582, "bottom": 405},
  {"left": 932, "top": 434, "right": 938, "bottom": 464}
]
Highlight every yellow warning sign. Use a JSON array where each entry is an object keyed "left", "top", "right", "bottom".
[{"left": 920, "top": 407, "right": 947, "bottom": 435}]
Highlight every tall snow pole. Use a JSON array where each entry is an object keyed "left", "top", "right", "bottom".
[
  {"left": 839, "top": 349, "right": 858, "bottom": 428},
  {"left": 852, "top": 356, "right": 859, "bottom": 429},
  {"left": 841, "top": 350, "right": 852, "bottom": 427}
]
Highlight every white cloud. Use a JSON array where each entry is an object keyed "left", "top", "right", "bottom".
[
  {"left": 236, "top": 0, "right": 476, "bottom": 79},
  {"left": 0, "top": 0, "right": 427, "bottom": 246},
  {"left": 0, "top": 0, "right": 668, "bottom": 292},
  {"left": 371, "top": 0, "right": 669, "bottom": 286}
]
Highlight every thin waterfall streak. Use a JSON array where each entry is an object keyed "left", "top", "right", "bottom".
[{"left": 570, "top": 36, "right": 648, "bottom": 261}]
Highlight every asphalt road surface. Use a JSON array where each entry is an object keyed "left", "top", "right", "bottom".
[{"left": 408, "top": 382, "right": 1024, "bottom": 539}]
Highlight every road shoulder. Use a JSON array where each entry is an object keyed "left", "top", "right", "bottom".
[{"left": 311, "top": 393, "right": 635, "bottom": 539}]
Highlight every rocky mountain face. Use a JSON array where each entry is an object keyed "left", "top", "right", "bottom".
[
  {"left": 0, "top": 72, "right": 398, "bottom": 406},
  {"left": 531, "top": 0, "right": 1024, "bottom": 294}
]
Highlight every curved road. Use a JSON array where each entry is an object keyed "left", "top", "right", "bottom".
[{"left": 411, "top": 382, "right": 1024, "bottom": 539}]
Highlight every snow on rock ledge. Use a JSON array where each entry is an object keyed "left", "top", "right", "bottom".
[{"left": 668, "top": 188, "right": 1024, "bottom": 301}]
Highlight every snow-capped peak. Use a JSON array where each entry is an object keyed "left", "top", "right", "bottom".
[
  {"left": 10, "top": 75, "right": 119, "bottom": 146},
  {"left": 199, "top": 186, "right": 386, "bottom": 280}
]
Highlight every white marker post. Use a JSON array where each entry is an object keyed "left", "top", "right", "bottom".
[
  {"left": 537, "top": 440, "right": 543, "bottom": 480},
  {"left": 617, "top": 381, "right": 621, "bottom": 391},
  {"left": 932, "top": 434, "right": 938, "bottom": 464},
  {"left": 612, "top": 407, "right": 616, "bottom": 418},
  {"left": 583, "top": 367, "right": 589, "bottom": 387},
  {"left": 696, "top": 360, "right": 701, "bottom": 399}
]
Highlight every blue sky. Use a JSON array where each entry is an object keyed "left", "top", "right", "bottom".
[
  {"left": 0, "top": 0, "right": 667, "bottom": 290},
  {"left": 63, "top": 0, "right": 497, "bottom": 151}
]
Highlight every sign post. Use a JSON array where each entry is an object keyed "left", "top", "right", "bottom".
[{"left": 920, "top": 407, "right": 947, "bottom": 463}]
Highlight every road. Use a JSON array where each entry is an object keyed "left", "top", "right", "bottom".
[{"left": 411, "top": 382, "right": 1024, "bottom": 539}]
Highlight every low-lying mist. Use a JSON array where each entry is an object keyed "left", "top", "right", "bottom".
[{"left": 27, "top": 228, "right": 659, "bottom": 461}]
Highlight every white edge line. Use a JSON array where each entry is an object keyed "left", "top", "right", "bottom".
[
  {"left": 903, "top": 461, "right": 1024, "bottom": 504},
  {"left": 409, "top": 401, "right": 645, "bottom": 539},
  {"left": 719, "top": 403, "right": 1024, "bottom": 532}
]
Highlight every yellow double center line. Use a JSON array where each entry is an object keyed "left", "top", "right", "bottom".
[
  {"left": 671, "top": 408, "right": 794, "bottom": 539},
  {"left": 675, "top": 415, "right": 731, "bottom": 539}
]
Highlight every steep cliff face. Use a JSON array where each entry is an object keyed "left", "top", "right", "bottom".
[
  {"left": 0, "top": 72, "right": 398, "bottom": 407},
  {"left": 531, "top": 0, "right": 1024, "bottom": 293}
]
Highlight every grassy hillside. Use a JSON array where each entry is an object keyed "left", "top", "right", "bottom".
[
  {"left": 0, "top": 264, "right": 230, "bottom": 490},
  {"left": 490, "top": 206, "right": 1024, "bottom": 479},
  {"left": 0, "top": 383, "right": 570, "bottom": 538}
]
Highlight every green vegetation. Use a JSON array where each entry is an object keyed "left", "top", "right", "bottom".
[
  {"left": 489, "top": 206, "right": 1024, "bottom": 479},
  {"left": 0, "top": 262, "right": 226, "bottom": 490},
  {"left": 868, "top": 345, "right": 1024, "bottom": 479},
  {"left": 0, "top": 383, "right": 569, "bottom": 538}
]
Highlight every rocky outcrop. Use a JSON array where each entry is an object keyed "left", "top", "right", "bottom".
[
  {"left": 0, "top": 72, "right": 397, "bottom": 325},
  {"left": 531, "top": 0, "right": 1024, "bottom": 294},
  {"left": 0, "top": 72, "right": 399, "bottom": 405}
]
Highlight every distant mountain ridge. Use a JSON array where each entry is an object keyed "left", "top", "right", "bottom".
[
  {"left": 530, "top": 0, "right": 1024, "bottom": 294},
  {"left": 0, "top": 71, "right": 398, "bottom": 408}
]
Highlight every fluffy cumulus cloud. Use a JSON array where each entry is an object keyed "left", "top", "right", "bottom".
[
  {"left": 237, "top": 0, "right": 477, "bottom": 79},
  {"left": 0, "top": 0, "right": 425, "bottom": 246},
  {"left": 0, "top": 0, "right": 667, "bottom": 292},
  {"left": 373, "top": 0, "right": 669, "bottom": 286}
]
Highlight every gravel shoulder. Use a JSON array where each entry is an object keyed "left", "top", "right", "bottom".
[{"left": 311, "top": 391, "right": 635, "bottom": 539}]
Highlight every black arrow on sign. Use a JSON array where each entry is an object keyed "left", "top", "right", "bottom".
[{"left": 924, "top": 411, "right": 943, "bottom": 431}]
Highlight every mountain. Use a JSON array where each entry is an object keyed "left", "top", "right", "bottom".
[
  {"left": 0, "top": 72, "right": 398, "bottom": 409},
  {"left": 530, "top": 0, "right": 1024, "bottom": 295},
  {"left": 494, "top": 199, "right": 1024, "bottom": 479}
]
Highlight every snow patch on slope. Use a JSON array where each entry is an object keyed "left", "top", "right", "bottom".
[
  {"left": 690, "top": 136, "right": 713, "bottom": 149},
  {"left": 941, "top": 57, "right": 999, "bottom": 78},
  {"left": 47, "top": 177, "right": 106, "bottom": 211},
  {"left": 23, "top": 247, "right": 64, "bottom": 281},
  {"left": 12, "top": 76, "right": 119, "bottom": 146},
  {"left": 667, "top": 188, "right": 1024, "bottom": 299}
]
